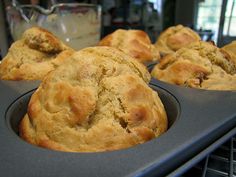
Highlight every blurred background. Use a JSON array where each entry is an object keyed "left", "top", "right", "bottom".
[{"left": 0, "top": 0, "right": 236, "bottom": 58}]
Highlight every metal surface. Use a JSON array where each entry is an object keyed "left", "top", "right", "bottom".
[
  {"left": 182, "top": 134, "right": 236, "bottom": 177},
  {"left": 0, "top": 80, "right": 236, "bottom": 177},
  {"left": 148, "top": 63, "right": 236, "bottom": 177},
  {"left": 168, "top": 126, "right": 236, "bottom": 177}
]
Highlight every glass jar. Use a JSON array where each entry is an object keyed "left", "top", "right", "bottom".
[{"left": 6, "top": 2, "right": 101, "bottom": 50}]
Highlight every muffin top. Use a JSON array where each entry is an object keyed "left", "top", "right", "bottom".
[
  {"left": 0, "top": 27, "right": 74, "bottom": 80},
  {"left": 155, "top": 25, "right": 201, "bottom": 56},
  {"left": 151, "top": 41, "right": 236, "bottom": 90},
  {"left": 222, "top": 40, "right": 236, "bottom": 54},
  {"left": 98, "top": 29, "right": 160, "bottom": 63},
  {"left": 221, "top": 40, "right": 236, "bottom": 66},
  {"left": 20, "top": 46, "right": 167, "bottom": 152}
]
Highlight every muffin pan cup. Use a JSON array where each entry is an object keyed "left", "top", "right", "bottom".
[{"left": 0, "top": 79, "right": 236, "bottom": 177}]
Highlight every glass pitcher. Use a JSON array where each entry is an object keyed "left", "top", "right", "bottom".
[{"left": 6, "top": 0, "right": 102, "bottom": 50}]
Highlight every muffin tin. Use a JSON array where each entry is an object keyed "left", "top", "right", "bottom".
[{"left": 0, "top": 77, "right": 236, "bottom": 177}]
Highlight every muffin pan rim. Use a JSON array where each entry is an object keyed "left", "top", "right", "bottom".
[
  {"left": 0, "top": 80, "right": 236, "bottom": 177},
  {"left": 4, "top": 84, "right": 181, "bottom": 152}
]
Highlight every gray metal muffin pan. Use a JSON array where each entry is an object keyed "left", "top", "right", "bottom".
[{"left": 0, "top": 79, "right": 236, "bottom": 177}]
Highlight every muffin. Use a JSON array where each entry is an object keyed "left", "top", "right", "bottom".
[
  {"left": 155, "top": 25, "right": 201, "bottom": 56},
  {"left": 19, "top": 46, "right": 168, "bottom": 152},
  {"left": 222, "top": 40, "right": 236, "bottom": 54},
  {"left": 98, "top": 29, "right": 160, "bottom": 64},
  {"left": 221, "top": 40, "right": 236, "bottom": 66},
  {"left": 151, "top": 41, "right": 236, "bottom": 90},
  {"left": 0, "top": 27, "right": 75, "bottom": 80}
]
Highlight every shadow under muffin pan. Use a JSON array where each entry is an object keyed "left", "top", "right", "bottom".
[{"left": 0, "top": 80, "right": 236, "bottom": 177}]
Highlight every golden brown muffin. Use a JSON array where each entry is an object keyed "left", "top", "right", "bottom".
[
  {"left": 155, "top": 25, "right": 201, "bottom": 56},
  {"left": 98, "top": 29, "right": 160, "bottom": 64},
  {"left": 0, "top": 27, "right": 75, "bottom": 80},
  {"left": 222, "top": 41, "right": 236, "bottom": 55},
  {"left": 19, "top": 46, "right": 167, "bottom": 152},
  {"left": 221, "top": 41, "right": 236, "bottom": 66},
  {"left": 200, "top": 65, "right": 236, "bottom": 90},
  {"left": 151, "top": 41, "right": 236, "bottom": 90}
]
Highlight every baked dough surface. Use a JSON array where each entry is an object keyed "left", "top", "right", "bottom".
[
  {"left": 98, "top": 29, "right": 160, "bottom": 63},
  {"left": 0, "top": 27, "right": 74, "bottom": 80},
  {"left": 152, "top": 41, "right": 236, "bottom": 90},
  {"left": 155, "top": 25, "right": 201, "bottom": 55},
  {"left": 20, "top": 47, "right": 167, "bottom": 152}
]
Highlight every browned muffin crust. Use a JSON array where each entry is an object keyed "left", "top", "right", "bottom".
[
  {"left": 19, "top": 46, "right": 167, "bottom": 152},
  {"left": 151, "top": 41, "right": 236, "bottom": 90},
  {"left": 0, "top": 27, "right": 74, "bottom": 80},
  {"left": 221, "top": 40, "right": 236, "bottom": 66},
  {"left": 155, "top": 25, "right": 201, "bottom": 56},
  {"left": 98, "top": 29, "right": 160, "bottom": 63}
]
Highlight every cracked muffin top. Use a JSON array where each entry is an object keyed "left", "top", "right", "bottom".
[
  {"left": 19, "top": 46, "right": 167, "bottom": 152},
  {"left": 0, "top": 27, "right": 74, "bottom": 80},
  {"left": 221, "top": 40, "right": 236, "bottom": 66},
  {"left": 155, "top": 25, "right": 201, "bottom": 56},
  {"left": 222, "top": 40, "right": 236, "bottom": 55},
  {"left": 98, "top": 29, "right": 160, "bottom": 64},
  {"left": 151, "top": 41, "right": 236, "bottom": 90}
]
